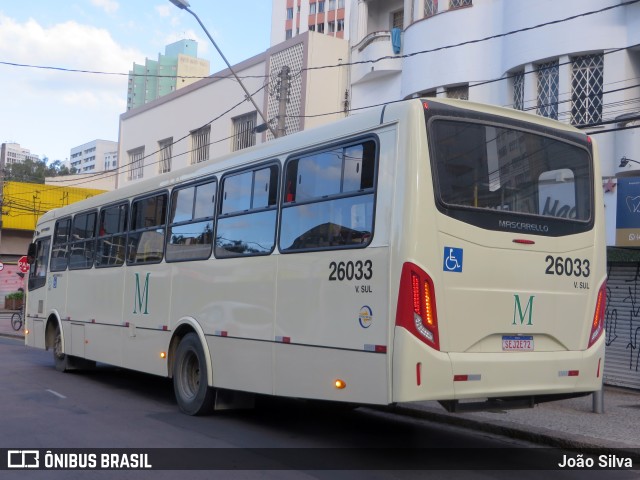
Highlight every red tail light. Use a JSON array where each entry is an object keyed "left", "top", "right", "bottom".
[
  {"left": 396, "top": 262, "right": 440, "bottom": 350},
  {"left": 588, "top": 281, "right": 606, "bottom": 348}
]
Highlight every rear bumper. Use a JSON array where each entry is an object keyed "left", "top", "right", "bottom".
[{"left": 392, "top": 327, "right": 604, "bottom": 403}]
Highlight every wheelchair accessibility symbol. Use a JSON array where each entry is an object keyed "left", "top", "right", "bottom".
[{"left": 443, "top": 247, "right": 463, "bottom": 273}]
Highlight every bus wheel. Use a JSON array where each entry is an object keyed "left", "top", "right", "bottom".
[
  {"left": 173, "top": 333, "right": 214, "bottom": 415},
  {"left": 53, "top": 325, "right": 70, "bottom": 372}
]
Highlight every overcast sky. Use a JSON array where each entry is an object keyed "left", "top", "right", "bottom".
[{"left": 0, "top": 0, "right": 272, "bottom": 163}]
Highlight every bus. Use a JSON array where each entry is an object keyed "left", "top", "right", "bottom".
[{"left": 25, "top": 98, "right": 606, "bottom": 415}]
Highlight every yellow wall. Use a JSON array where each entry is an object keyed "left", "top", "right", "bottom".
[{"left": 2, "top": 181, "right": 106, "bottom": 231}]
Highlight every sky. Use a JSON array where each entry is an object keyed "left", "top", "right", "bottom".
[{"left": 0, "top": 0, "right": 272, "bottom": 163}]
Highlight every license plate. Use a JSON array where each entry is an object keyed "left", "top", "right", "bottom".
[{"left": 502, "top": 335, "right": 534, "bottom": 351}]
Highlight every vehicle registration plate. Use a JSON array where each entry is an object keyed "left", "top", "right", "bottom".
[{"left": 502, "top": 335, "right": 534, "bottom": 351}]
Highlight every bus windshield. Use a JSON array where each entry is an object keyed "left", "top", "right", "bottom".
[{"left": 429, "top": 119, "right": 593, "bottom": 234}]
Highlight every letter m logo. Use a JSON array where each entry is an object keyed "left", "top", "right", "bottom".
[
  {"left": 133, "top": 272, "right": 151, "bottom": 315},
  {"left": 513, "top": 294, "right": 534, "bottom": 326}
]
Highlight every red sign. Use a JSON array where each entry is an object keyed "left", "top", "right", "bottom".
[{"left": 18, "top": 256, "right": 30, "bottom": 273}]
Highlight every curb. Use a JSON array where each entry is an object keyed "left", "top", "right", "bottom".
[{"left": 377, "top": 403, "right": 640, "bottom": 461}]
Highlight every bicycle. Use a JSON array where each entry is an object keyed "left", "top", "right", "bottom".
[{"left": 11, "top": 306, "right": 23, "bottom": 332}]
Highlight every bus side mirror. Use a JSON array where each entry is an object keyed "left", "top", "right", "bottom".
[{"left": 27, "top": 243, "right": 37, "bottom": 263}]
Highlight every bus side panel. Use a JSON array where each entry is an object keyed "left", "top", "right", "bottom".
[
  {"left": 81, "top": 267, "right": 126, "bottom": 366},
  {"left": 273, "top": 344, "right": 388, "bottom": 404},
  {"left": 121, "top": 264, "right": 172, "bottom": 375},
  {"left": 172, "top": 256, "right": 277, "bottom": 391}
]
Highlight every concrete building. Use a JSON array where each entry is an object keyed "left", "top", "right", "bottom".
[
  {"left": 127, "top": 39, "right": 210, "bottom": 111},
  {"left": 117, "top": 31, "right": 348, "bottom": 188},
  {"left": 271, "top": 0, "right": 351, "bottom": 45},
  {"left": 0, "top": 142, "right": 40, "bottom": 166},
  {"left": 69, "top": 139, "right": 118, "bottom": 174}
]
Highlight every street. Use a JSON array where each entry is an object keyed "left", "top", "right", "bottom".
[{"left": 0, "top": 336, "right": 638, "bottom": 479}]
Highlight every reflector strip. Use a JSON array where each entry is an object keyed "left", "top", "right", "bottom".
[
  {"left": 453, "top": 374, "right": 481, "bottom": 382},
  {"left": 123, "top": 322, "right": 129, "bottom": 327},
  {"left": 161, "top": 325, "right": 168, "bottom": 331},
  {"left": 276, "top": 336, "right": 291, "bottom": 343},
  {"left": 214, "top": 330, "right": 228, "bottom": 337},
  {"left": 416, "top": 362, "right": 422, "bottom": 386},
  {"left": 597, "top": 358, "right": 602, "bottom": 378},
  {"left": 364, "top": 344, "right": 387, "bottom": 353},
  {"left": 513, "top": 239, "right": 535, "bottom": 245},
  {"left": 558, "top": 370, "right": 580, "bottom": 377}
]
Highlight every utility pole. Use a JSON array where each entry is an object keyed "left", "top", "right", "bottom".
[{"left": 276, "top": 66, "right": 290, "bottom": 139}]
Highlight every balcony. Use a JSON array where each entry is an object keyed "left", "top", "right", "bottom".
[{"left": 351, "top": 31, "right": 402, "bottom": 85}]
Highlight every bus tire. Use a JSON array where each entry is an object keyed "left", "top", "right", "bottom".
[
  {"left": 52, "top": 324, "right": 71, "bottom": 372},
  {"left": 173, "top": 333, "right": 214, "bottom": 416}
]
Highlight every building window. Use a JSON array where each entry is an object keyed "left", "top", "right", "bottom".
[
  {"left": 392, "top": 10, "right": 404, "bottom": 30},
  {"left": 158, "top": 138, "right": 173, "bottom": 174},
  {"left": 537, "top": 60, "right": 559, "bottom": 120},
  {"left": 338, "top": 0, "right": 345, "bottom": 8},
  {"left": 232, "top": 111, "right": 257, "bottom": 152},
  {"left": 287, "top": 7, "right": 294, "bottom": 19},
  {"left": 328, "top": 21, "right": 335, "bottom": 33},
  {"left": 127, "top": 147, "right": 145, "bottom": 180},
  {"left": 190, "top": 125, "right": 210, "bottom": 164},
  {"left": 337, "top": 19, "right": 344, "bottom": 32},
  {"left": 513, "top": 70, "right": 525, "bottom": 111},
  {"left": 286, "top": 29, "right": 293, "bottom": 39},
  {"left": 318, "top": 1, "right": 325, "bottom": 13},
  {"left": 447, "top": 85, "right": 469, "bottom": 100},
  {"left": 449, "top": 0, "right": 472, "bottom": 8},
  {"left": 328, "top": 0, "right": 335, "bottom": 11},
  {"left": 309, "top": 24, "right": 316, "bottom": 31},
  {"left": 310, "top": 2, "right": 316, "bottom": 14},
  {"left": 425, "top": 0, "right": 438, "bottom": 17},
  {"left": 571, "top": 54, "right": 603, "bottom": 126},
  {"left": 317, "top": 22, "right": 325, "bottom": 33}
]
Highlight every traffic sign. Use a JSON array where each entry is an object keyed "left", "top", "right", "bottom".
[
  {"left": 0, "top": 262, "right": 4, "bottom": 271},
  {"left": 18, "top": 256, "right": 30, "bottom": 273}
]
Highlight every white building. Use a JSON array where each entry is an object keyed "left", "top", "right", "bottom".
[
  {"left": 117, "top": 32, "right": 348, "bottom": 188},
  {"left": 69, "top": 140, "right": 118, "bottom": 174},
  {"left": 347, "top": 0, "right": 640, "bottom": 390},
  {"left": 0, "top": 142, "right": 40, "bottom": 166}
]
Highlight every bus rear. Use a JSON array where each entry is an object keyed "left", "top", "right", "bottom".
[{"left": 392, "top": 99, "right": 605, "bottom": 410}]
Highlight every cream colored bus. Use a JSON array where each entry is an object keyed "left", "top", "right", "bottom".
[{"left": 25, "top": 98, "right": 606, "bottom": 415}]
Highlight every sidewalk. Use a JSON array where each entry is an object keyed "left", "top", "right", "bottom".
[{"left": 1, "top": 312, "right": 638, "bottom": 455}]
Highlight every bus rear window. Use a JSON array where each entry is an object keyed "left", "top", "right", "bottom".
[{"left": 429, "top": 119, "right": 592, "bottom": 231}]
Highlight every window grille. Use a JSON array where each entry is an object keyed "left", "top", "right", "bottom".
[
  {"left": 425, "top": 0, "right": 438, "bottom": 17},
  {"left": 537, "top": 60, "right": 559, "bottom": 120},
  {"left": 392, "top": 10, "right": 404, "bottom": 30},
  {"left": 128, "top": 147, "right": 144, "bottom": 180},
  {"left": 232, "top": 112, "right": 257, "bottom": 152},
  {"left": 450, "top": 0, "right": 471, "bottom": 8},
  {"left": 158, "top": 138, "right": 172, "bottom": 174},
  {"left": 446, "top": 85, "right": 468, "bottom": 100},
  {"left": 190, "top": 125, "right": 210, "bottom": 164},
  {"left": 571, "top": 54, "right": 603, "bottom": 126},
  {"left": 513, "top": 70, "right": 525, "bottom": 111}
]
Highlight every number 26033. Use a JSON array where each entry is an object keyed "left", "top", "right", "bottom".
[
  {"left": 545, "top": 255, "right": 590, "bottom": 277},
  {"left": 329, "top": 260, "right": 373, "bottom": 281}
]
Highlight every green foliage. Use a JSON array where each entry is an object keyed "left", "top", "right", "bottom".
[{"left": 5, "top": 291, "right": 24, "bottom": 300}]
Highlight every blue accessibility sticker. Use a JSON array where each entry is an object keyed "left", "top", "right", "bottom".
[{"left": 443, "top": 247, "right": 463, "bottom": 273}]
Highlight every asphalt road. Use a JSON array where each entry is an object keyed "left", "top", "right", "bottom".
[{"left": 0, "top": 336, "right": 637, "bottom": 479}]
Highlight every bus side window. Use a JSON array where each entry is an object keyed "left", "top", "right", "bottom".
[
  {"left": 166, "top": 179, "right": 217, "bottom": 262},
  {"left": 28, "top": 237, "right": 51, "bottom": 291},
  {"left": 96, "top": 203, "right": 128, "bottom": 267},
  {"left": 50, "top": 218, "right": 71, "bottom": 272},
  {"left": 127, "top": 193, "right": 167, "bottom": 265},
  {"left": 69, "top": 211, "right": 97, "bottom": 270},
  {"left": 280, "top": 140, "right": 377, "bottom": 252},
  {"left": 215, "top": 164, "right": 279, "bottom": 258}
]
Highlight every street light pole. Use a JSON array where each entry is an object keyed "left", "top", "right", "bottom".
[{"left": 168, "top": 0, "right": 278, "bottom": 138}]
